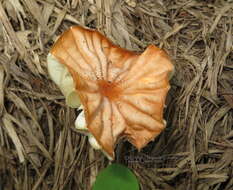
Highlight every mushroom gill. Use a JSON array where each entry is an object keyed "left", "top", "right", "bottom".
[{"left": 48, "top": 26, "right": 174, "bottom": 159}]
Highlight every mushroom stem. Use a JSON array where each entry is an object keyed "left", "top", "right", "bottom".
[{"left": 47, "top": 53, "right": 80, "bottom": 108}]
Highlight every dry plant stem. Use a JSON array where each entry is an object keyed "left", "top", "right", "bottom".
[
  {"left": 0, "top": 2, "right": 37, "bottom": 74},
  {"left": 89, "top": 148, "right": 98, "bottom": 187},
  {"left": 0, "top": 65, "right": 4, "bottom": 116}
]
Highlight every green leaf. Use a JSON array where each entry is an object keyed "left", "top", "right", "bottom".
[{"left": 92, "top": 163, "right": 139, "bottom": 190}]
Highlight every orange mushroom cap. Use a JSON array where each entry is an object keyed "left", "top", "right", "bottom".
[{"left": 49, "top": 26, "right": 174, "bottom": 159}]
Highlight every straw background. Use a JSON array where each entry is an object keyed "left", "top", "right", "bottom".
[{"left": 0, "top": 0, "right": 233, "bottom": 189}]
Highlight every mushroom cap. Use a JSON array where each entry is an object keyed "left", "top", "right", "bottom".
[{"left": 49, "top": 26, "right": 174, "bottom": 159}]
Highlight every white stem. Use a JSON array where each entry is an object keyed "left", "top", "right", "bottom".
[{"left": 47, "top": 53, "right": 80, "bottom": 108}]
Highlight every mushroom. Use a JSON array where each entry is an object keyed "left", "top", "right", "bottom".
[{"left": 47, "top": 26, "right": 174, "bottom": 159}]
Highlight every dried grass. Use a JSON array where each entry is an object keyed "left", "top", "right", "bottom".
[{"left": 0, "top": 0, "right": 233, "bottom": 189}]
